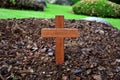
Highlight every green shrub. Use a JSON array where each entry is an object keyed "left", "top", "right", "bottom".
[
  {"left": 10, "top": 0, "right": 16, "bottom": 4},
  {"left": 69, "top": 0, "right": 80, "bottom": 5},
  {"left": 72, "top": 0, "right": 120, "bottom": 18}
]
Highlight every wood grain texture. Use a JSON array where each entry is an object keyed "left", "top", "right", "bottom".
[
  {"left": 41, "top": 28, "right": 78, "bottom": 38},
  {"left": 55, "top": 15, "right": 64, "bottom": 64}
]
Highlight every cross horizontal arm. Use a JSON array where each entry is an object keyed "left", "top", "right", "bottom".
[{"left": 41, "top": 28, "right": 78, "bottom": 38}]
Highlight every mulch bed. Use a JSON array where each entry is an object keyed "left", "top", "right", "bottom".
[{"left": 0, "top": 18, "right": 120, "bottom": 80}]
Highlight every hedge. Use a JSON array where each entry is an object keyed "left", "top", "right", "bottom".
[
  {"left": 0, "top": 0, "right": 46, "bottom": 11},
  {"left": 69, "top": 0, "right": 80, "bottom": 5},
  {"left": 72, "top": 0, "right": 120, "bottom": 18}
]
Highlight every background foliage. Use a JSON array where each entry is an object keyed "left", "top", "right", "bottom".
[
  {"left": 72, "top": 0, "right": 120, "bottom": 18},
  {"left": 69, "top": 0, "right": 80, "bottom": 5}
]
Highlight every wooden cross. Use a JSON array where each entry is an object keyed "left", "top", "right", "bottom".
[{"left": 41, "top": 15, "right": 78, "bottom": 64}]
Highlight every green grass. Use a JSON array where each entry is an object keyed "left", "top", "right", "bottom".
[{"left": 0, "top": 3, "right": 120, "bottom": 29}]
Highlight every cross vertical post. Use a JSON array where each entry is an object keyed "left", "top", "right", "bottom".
[{"left": 55, "top": 16, "right": 64, "bottom": 64}]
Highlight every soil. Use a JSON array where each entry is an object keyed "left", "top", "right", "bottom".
[{"left": 0, "top": 18, "right": 120, "bottom": 80}]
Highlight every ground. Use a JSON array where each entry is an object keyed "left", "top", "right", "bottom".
[{"left": 0, "top": 18, "right": 120, "bottom": 80}]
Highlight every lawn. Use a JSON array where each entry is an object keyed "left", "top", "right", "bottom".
[{"left": 0, "top": 3, "right": 120, "bottom": 29}]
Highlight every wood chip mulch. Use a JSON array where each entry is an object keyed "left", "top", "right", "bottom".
[{"left": 0, "top": 18, "right": 120, "bottom": 80}]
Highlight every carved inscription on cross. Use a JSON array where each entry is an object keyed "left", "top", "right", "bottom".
[{"left": 41, "top": 15, "right": 78, "bottom": 64}]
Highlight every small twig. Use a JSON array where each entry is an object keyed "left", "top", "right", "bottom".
[{"left": 6, "top": 75, "right": 11, "bottom": 80}]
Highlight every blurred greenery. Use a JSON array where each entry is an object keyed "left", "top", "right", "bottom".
[
  {"left": 69, "top": 0, "right": 80, "bottom": 5},
  {"left": 72, "top": 0, "right": 120, "bottom": 18},
  {"left": 0, "top": 3, "right": 120, "bottom": 29}
]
